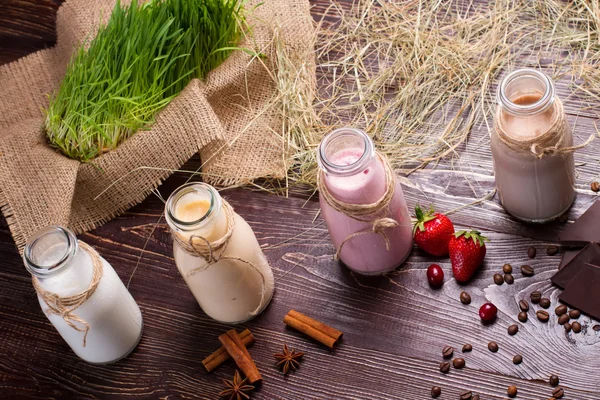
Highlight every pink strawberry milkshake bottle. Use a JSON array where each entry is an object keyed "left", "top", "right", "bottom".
[{"left": 317, "top": 127, "right": 413, "bottom": 274}]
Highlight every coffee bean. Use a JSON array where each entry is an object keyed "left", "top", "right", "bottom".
[
  {"left": 537, "top": 310, "right": 550, "bottom": 322},
  {"left": 528, "top": 246, "right": 537, "bottom": 258},
  {"left": 508, "top": 324, "right": 519, "bottom": 335},
  {"left": 503, "top": 263, "right": 513, "bottom": 274},
  {"left": 504, "top": 273, "right": 514, "bottom": 284},
  {"left": 471, "top": 395, "right": 479, "bottom": 400},
  {"left": 519, "top": 300, "right": 529, "bottom": 312},
  {"left": 549, "top": 375, "right": 560, "bottom": 386},
  {"left": 539, "top": 298, "right": 551, "bottom": 308},
  {"left": 530, "top": 290, "right": 542, "bottom": 304},
  {"left": 558, "top": 314, "right": 570, "bottom": 325},
  {"left": 440, "top": 361, "right": 451, "bottom": 373},
  {"left": 513, "top": 354, "right": 523, "bottom": 364},
  {"left": 547, "top": 245, "right": 559, "bottom": 256},
  {"left": 488, "top": 341, "right": 499, "bottom": 352},
  {"left": 453, "top": 358, "right": 466, "bottom": 369},
  {"left": 552, "top": 387, "right": 564, "bottom": 398},
  {"left": 518, "top": 311, "right": 528, "bottom": 322},
  {"left": 555, "top": 305, "right": 568, "bottom": 316},
  {"left": 459, "top": 390, "right": 472, "bottom": 400},
  {"left": 564, "top": 322, "right": 572, "bottom": 332},
  {"left": 442, "top": 346, "right": 454, "bottom": 358},
  {"left": 521, "top": 264, "right": 535, "bottom": 276},
  {"left": 572, "top": 321, "right": 582, "bottom": 333},
  {"left": 493, "top": 273, "right": 504, "bottom": 285},
  {"left": 460, "top": 291, "right": 471, "bottom": 305},
  {"left": 431, "top": 386, "right": 441, "bottom": 398},
  {"left": 462, "top": 344, "right": 473, "bottom": 352},
  {"left": 592, "top": 181, "right": 600, "bottom": 192},
  {"left": 569, "top": 309, "right": 581, "bottom": 319},
  {"left": 593, "top": 324, "right": 600, "bottom": 332},
  {"left": 507, "top": 385, "right": 518, "bottom": 398}
]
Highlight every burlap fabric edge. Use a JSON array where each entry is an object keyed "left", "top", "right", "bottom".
[{"left": 0, "top": 0, "right": 315, "bottom": 252}]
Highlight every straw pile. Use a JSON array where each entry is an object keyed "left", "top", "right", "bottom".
[{"left": 261, "top": 0, "right": 600, "bottom": 193}]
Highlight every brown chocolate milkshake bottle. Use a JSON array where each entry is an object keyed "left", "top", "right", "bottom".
[{"left": 492, "top": 69, "right": 575, "bottom": 223}]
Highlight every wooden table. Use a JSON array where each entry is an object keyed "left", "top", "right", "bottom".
[{"left": 1, "top": 1, "right": 599, "bottom": 399}]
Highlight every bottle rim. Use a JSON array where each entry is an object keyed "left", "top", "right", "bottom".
[
  {"left": 317, "top": 127, "right": 375, "bottom": 177},
  {"left": 165, "top": 182, "right": 221, "bottom": 231},
  {"left": 497, "top": 68, "right": 555, "bottom": 116},
  {"left": 23, "top": 226, "right": 78, "bottom": 278}
]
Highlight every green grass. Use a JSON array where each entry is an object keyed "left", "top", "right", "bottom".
[{"left": 45, "top": 0, "right": 245, "bottom": 161}]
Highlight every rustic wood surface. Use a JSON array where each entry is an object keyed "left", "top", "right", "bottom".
[{"left": 1, "top": 0, "right": 600, "bottom": 399}]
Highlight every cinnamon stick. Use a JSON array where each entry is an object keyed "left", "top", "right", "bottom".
[
  {"left": 283, "top": 309, "right": 343, "bottom": 348},
  {"left": 202, "top": 329, "right": 255, "bottom": 372},
  {"left": 218, "top": 329, "right": 262, "bottom": 384}
]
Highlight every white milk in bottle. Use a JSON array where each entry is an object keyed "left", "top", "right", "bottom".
[{"left": 24, "top": 226, "right": 143, "bottom": 364}]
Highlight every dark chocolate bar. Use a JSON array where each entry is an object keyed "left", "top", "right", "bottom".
[
  {"left": 558, "top": 200, "right": 600, "bottom": 245},
  {"left": 558, "top": 249, "right": 581, "bottom": 270},
  {"left": 559, "top": 263, "right": 600, "bottom": 321},
  {"left": 551, "top": 243, "right": 600, "bottom": 289}
]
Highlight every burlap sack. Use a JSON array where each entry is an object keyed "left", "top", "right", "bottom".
[{"left": 0, "top": 0, "right": 314, "bottom": 250}]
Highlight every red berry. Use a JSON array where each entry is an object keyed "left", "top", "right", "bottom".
[
  {"left": 479, "top": 303, "right": 498, "bottom": 322},
  {"left": 426, "top": 264, "right": 444, "bottom": 288},
  {"left": 413, "top": 205, "right": 455, "bottom": 257},
  {"left": 449, "top": 230, "right": 488, "bottom": 283}
]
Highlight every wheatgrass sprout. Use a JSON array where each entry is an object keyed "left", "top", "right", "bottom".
[{"left": 45, "top": 0, "right": 244, "bottom": 161}]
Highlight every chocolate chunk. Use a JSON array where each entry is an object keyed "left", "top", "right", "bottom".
[
  {"left": 559, "top": 249, "right": 581, "bottom": 270},
  {"left": 558, "top": 200, "right": 600, "bottom": 245},
  {"left": 559, "top": 263, "right": 600, "bottom": 321},
  {"left": 552, "top": 243, "right": 600, "bottom": 289}
]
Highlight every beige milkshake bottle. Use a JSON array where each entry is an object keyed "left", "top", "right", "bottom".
[{"left": 492, "top": 69, "right": 575, "bottom": 222}]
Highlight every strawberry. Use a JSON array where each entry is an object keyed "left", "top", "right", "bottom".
[
  {"left": 449, "top": 230, "right": 488, "bottom": 283},
  {"left": 413, "top": 205, "right": 455, "bottom": 256}
]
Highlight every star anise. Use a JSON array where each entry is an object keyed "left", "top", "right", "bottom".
[
  {"left": 274, "top": 344, "right": 304, "bottom": 374},
  {"left": 219, "top": 370, "right": 254, "bottom": 400}
]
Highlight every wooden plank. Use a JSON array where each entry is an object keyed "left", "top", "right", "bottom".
[{"left": 0, "top": 0, "right": 600, "bottom": 399}]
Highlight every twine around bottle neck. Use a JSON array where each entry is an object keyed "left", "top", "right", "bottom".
[
  {"left": 495, "top": 97, "right": 593, "bottom": 158},
  {"left": 317, "top": 152, "right": 399, "bottom": 260},
  {"left": 171, "top": 199, "right": 268, "bottom": 318},
  {"left": 32, "top": 241, "right": 103, "bottom": 347}
]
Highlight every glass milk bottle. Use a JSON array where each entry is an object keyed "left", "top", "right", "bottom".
[
  {"left": 492, "top": 69, "right": 576, "bottom": 222},
  {"left": 317, "top": 127, "right": 413, "bottom": 275},
  {"left": 165, "top": 182, "right": 274, "bottom": 323},
  {"left": 23, "top": 226, "right": 143, "bottom": 364}
]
